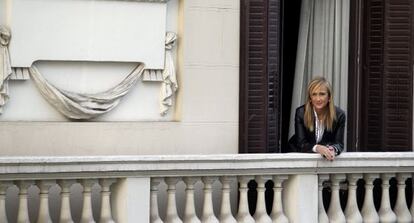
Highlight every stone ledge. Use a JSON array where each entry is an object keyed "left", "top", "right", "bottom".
[{"left": 0, "top": 153, "right": 412, "bottom": 180}]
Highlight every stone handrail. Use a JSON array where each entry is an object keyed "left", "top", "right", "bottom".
[
  {"left": 0, "top": 152, "right": 413, "bottom": 177},
  {"left": 0, "top": 152, "right": 413, "bottom": 223}
]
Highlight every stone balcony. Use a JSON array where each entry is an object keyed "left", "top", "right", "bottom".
[{"left": 0, "top": 152, "right": 413, "bottom": 222}]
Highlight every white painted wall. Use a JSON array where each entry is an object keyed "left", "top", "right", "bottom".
[{"left": 0, "top": 0, "right": 240, "bottom": 155}]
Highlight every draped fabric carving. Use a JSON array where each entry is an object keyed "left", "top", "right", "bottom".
[
  {"left": 29, "top": 64, "right": 145, "bottom": 120},
  {"left": 0, "top": 26, "right": 12, "bottom": 114},
  {"left": 160, "top": 32, "right": 178, "bottom": 116},
  {"left": 0, "top": 27, "right": 178, "bottom": 119}
]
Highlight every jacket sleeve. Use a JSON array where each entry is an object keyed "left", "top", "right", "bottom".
[
  {"left": 330, "top": 111, "right": 346, "bottom": 155},
  {"left": 294, "top": 108, "right": 315, "bottom": 153}
]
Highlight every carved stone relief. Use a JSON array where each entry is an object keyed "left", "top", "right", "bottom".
[{"left": 0, "top": 0, "right": 178, "bottom": 119}]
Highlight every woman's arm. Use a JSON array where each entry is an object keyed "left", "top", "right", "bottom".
[{"left": 330, "top": 111, "right": 346, "bottom": 155}]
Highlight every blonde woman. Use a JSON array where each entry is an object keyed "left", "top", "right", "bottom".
[{"left": 289, "top": 77, "right": 346, "bottom": 160}]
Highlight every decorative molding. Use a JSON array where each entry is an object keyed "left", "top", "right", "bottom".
[
  {"left": 143, "top": 69, "right": 163, "bottom": 82},
  {"left": 10, "top": 67, "right": 30, "bottom": 80},
  {"left": 29, "top": 63, "right": 145, "bottom": 120},
  {"left": 0, "top": 25, "right": 12, "bottom": 114},
  {"left": 10, "top": 67, "right": 166, "bottom": 81},
  {"left": 159, "top": 32, "right": 178, "bottom": 115},
  {"left": 1, "top": 0, "right": 179, "bottom": 118}
]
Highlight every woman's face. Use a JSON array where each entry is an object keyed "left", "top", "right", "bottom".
[{"left": 310, "top": 85, "right": 329, "bottom": 114}]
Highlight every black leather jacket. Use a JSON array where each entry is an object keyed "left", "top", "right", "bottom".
[{"left": 289, "top": 105, "right": 346, "bottom": 154}]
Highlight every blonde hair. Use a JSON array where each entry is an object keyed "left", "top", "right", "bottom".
[{"left": 304, "top": 77, "right": 336, "bottom": 131}]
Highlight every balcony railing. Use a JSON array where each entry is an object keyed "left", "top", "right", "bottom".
[{"left": 0, "top": 153, "right": 413, "bottom": 223}]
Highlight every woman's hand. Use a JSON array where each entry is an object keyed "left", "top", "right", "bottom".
[{"left": 315, "top": 145, "right": 335, "bottom": 161}]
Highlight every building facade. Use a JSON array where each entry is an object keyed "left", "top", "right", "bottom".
[{"left": 0, "top": 0, "right": 413, "bottom": 222}]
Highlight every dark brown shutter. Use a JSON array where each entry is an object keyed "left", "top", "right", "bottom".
[
  {"left": 361, "top": 0, "right": 387, "bottom": 151},
  {"left": 382, "top": 0, "right": 414, "bottom": 150},
  {"left": 239, "top": 0, "right": 281, "bottom": 153},
  {"left": 348, "top": 0, "right": 413, "bottom": 152}
]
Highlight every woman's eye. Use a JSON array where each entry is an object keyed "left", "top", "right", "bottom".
[{"left": 312, "top": 92, "right": 327, "bottom": 97}]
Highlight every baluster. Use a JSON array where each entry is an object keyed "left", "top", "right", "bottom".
[
  {"left": 150, "top": 178, "right": 163, "bottom": 223},
  {"left": 36, "top": 180, "right": 55, "bottom": 223},
  {"left": 219, "top": 176, "right": 237, "bottom": 223},
  {"left": 183, "top": 177, "right": 200, "bottom": 223},
  {"left": 236, "top": 176, "right": 254, "bottom": 223},
  {"left": 58, "top": 179, "right": 76, "bottom": 223},
  {"left": 378, "top": 173, "right": 397, "bottom": 223},
  {"left": 164, "top": 177, "right": 182, "bottom": 223},
  {"left": 99, "top": 179, "right": 117, "bottom": 223},
  {"left": 393, "top": 173, "right": 411, "bottom": 222},
  {"left": 16, "top": 180, "right": 34, "bottom": 223},
  {"left": 344, "top": 174, "right": 363, "bottom": 223},
  {"left": 327, "top": 174, "right": 346, "bottom": 223},
  {"left": 0, "top": 181, "right": 13, "bottom": 223},
  {"left": 253, "top": 176, "right": 272, "bottom": 223},
  {"left": 201, "top": 176, "right": 219, "bottom": 223},
  {"left": 318, "top": 175, "right": 329, "bottom": 223},
  {"left": 361, "top": 173, "right": 379, "bottom": 222},
  {"left": 270, "top": 175, "right": 289, "bottom": 223},
  {"left": 80, "top": 179, "right": 97, "bottom": 223},
  {"left": 410, "top": 173, "right": 414, "bottom": 222}
]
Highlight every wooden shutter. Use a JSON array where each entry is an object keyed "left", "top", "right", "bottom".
[
  {"left": 361, "top": 0, "right": 387, "bottom": 151},
  {"left": 348, "top": 0, "right": 413, "bottom": 152},
  {"left": 239, "top": 0, "right": 281, "bottom": 153},
  {"left": 382, "top": 0, "right": 413, "bottom": 150}
]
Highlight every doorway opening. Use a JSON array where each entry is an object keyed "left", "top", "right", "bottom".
[{"left": 280, "top": 0, "right": 302, "bottom": 152}]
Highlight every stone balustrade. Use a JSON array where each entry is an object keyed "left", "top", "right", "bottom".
[{"left": 0, "top": 153, "right": 413, "bottom": 222}]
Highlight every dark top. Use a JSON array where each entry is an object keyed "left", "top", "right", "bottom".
[{"left": 288, "top": 105, "right": 346, "bottom": 155}]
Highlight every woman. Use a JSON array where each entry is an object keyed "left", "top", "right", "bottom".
[{"left": 289, "top": 77, "right": 346, "bottom": 161}]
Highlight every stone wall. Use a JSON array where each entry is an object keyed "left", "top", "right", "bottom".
[{"left": 0, "top": 0, "right": 240, "bottom": 155}]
